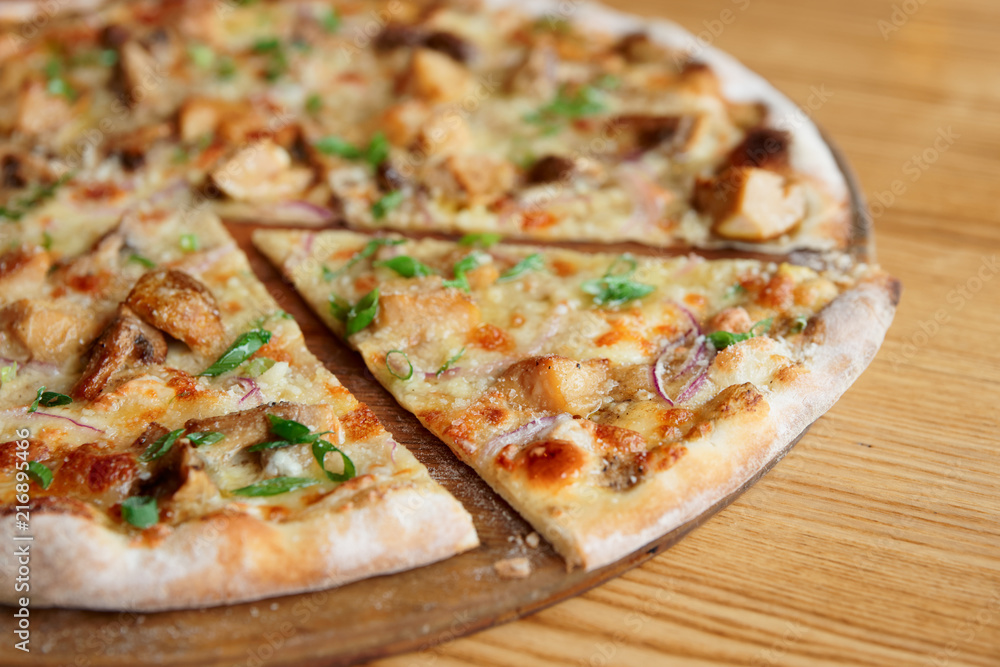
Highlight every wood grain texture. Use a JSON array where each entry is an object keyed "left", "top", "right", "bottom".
[{"left": 365, "top": 0, "right": 1000, "bottom": 665}]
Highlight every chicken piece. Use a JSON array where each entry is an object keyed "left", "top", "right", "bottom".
[
  {"left": 407, "top": 48, "right": 471, "bottom": 103},
  {"left": 695, "top": 167, "right": 806, "bottom": 242},
  {"left": 52, "top": 232, "right": 127, "bottom": 299},
  {"left": 211, "top": 140, "right": 313, "bottom": 202},
  {"left": 183, "top": 402, "right": 339, "bottom": 468},
  {"left": 178, "top": 96, "right": 225, "bottom": 143},
  {"left": 125, "top": 269, "right": 226, "bottom": 357},
  {"left": 49, "top": 444, "right": 138, "bottom": 505},
  {"left": 135, "top": 434, "right": 220, "bottom": 522},
  {"left": 506, "top": 38, "right": 558, "bottom": 99},
  {"left": 0, "top": 246, "right": 51, "bottom": 294},
  {"left": 708, "top": 307, "right": 753, "bottom": 334},
  {"left": 118, "top": 40, "right": 165, "bottom": 108},
  {"left": 426, "top": 153, "right": 515, "bottom": 206},
  {"left": 106, "top": 122, "right": 172, "bottom": 171},
  {"left": 726, "top": 127, "right": 792, "bottom": 171},
  {"left": 380, "top": 100, "right": 431, "bottom": 147},
  {"left": 73, "top": 305, "right": 168, "bottom": 400},
  {"left": 496, "top": 355, "right": 610, "bottom": 417},
  {"left": 373, "top": 290, "right": 480, "bottom": 344},
  {"left": 15, "top": 80, "right": 72, "bottom": 136},
  {"left": 677, "top": 62, "right": 721, "bottom": 96},
  {"left": 615, "top": 32, "right": 672, "bottom": 64},
  {"left": 607, "top": 114, "right": 700, "bottom": 154},
  {"left": 412, "top": 111, "right": 471, "bottom": 156},
  {"left": 0, "top": 299, "right": 96, "bottom": 365}
]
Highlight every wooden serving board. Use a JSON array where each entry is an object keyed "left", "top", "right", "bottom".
[{"left": 0, "top": 134, "right": 871, "bottom": 666}]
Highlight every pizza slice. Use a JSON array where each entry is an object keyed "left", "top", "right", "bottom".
[
  {"left": 0, "top": 201, "right": 477, "bottom": 611},
  {"left": 254, "top": 229, "right": 898, "bottom": 569}
]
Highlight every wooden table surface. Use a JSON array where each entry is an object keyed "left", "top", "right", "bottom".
[{"left": 366, "top": 0, "right": 1000, "bottom": 665}]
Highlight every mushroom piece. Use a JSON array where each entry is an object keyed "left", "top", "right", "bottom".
[
  {"left": 695, "top": 167, "right": 806, "bottom": 242},
  {"left": 73, "top": 305, "right": 168, "bottom": 400},
  {"left": 125, "top": 269, "right": 226, "bottom": 357}
]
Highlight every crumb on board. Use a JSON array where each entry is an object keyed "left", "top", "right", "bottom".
[
  {"left": 493, "top": 557, "right": 531, "bottom": 579},
  {"left": 525, "top": 532, "right": 540, "bottom": 548}
]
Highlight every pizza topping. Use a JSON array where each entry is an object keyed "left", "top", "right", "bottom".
[
  {"left": 407, "top": 48, "right": 471, "bottom": 103},
  {"left": 374, "top": 256, "right": 435, "bottom": 278},
  {"left": 73, "top": 305, "right": 168, "bottom": 400},
  {"left": 0, "top": 173, "right": 71, "bottom": 221},
  {"left": 443, "top": 251, "right": 490, "bottom": 291},
  {"left": 0, "top": 298, "right": 94, "bottom": 364},
  {"left": 28, "top": 387, "right": 72, "bottom": 413},
  {"left": 199, "top": 329, "right": 272, "bottom": 377},
  {"left": 186, "top": 431, "right": 224, "bottom": 447},
  {"left": 436, "top": 347, "right": 466, "bottom": 377},
  {"left": 497, "top": 356, "right": 609, "bottom": 417},
  {"left": 726, "top": 127, "right": 791, "bottom": 171},
  {"left": 324, "top": 238, "right": 406, "bottom": 280},
  {"left": 385, "top": 350, "right": 414, "bottom": 380},
  {"left": 54, "top": 445, "right": 137, "bottom": 500},
  {"left": 423, "top": 30, "right": 475, "bottom": 64},
  {"left": 126, "top": 269, "right": 226, "bottom": 357},
  {"left": 138, "top": 428, "right": 184, "bottom": 463},
  {"left": 331, "top": 288, "right": 380, "bottom": 336},
  {"left": 27, "top": 461, "right": 54, "bottom": 489},
  {"left": 211, "top": 140, "right": 313, "bottom": 203},
  {"left": 372, "top": 190, "right": 405, "bottom": 219},
  {"left": 707, "top": 318, "right": 773, "bottom": 350},
  {"left": 512, "top": 439, "right": 586, "bottom": 487},
  {"left": 120, "top": 496, "right": 158, "bottom": 529},
  {"left": 459, "top": 233, "right": 502, "bottom": 247},
  {"left": 498, "top": 253, "right": 545, "bottom": 283},
  {"left": 696, "top": 167, "right": 806, "bottom": 242},
  {"left": 231, "top": 477, "right": 318, "bottom": 497},
  {"left": 312, "top": 438, "right": 355, "bottom": 483},
  {"left": 581, "top": 255, "right": 655, "bottom": 307}
]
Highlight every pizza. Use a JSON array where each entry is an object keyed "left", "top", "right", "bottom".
[
  {"left": 253, "top": 229, "right": 899, "bottom": 569},
  {"left": 0, "top": 0, "right": 897, "bottom": 614},
  {"left": 0, "top": 0, "right": 847, "bottom": 253},
  {"left": 0, "top": 197, "right": 478, "bottom": 611}
]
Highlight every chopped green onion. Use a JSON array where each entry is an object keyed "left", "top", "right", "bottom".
[
  {"left": 187, "top": 431, "right": 225, "bottom": 447},
  {"left": 312, "top": 439, "right": 355, "bottom": 483},
  {"left": 498, "top": 253, "right": 544, "bottom": 282},
  {"left": 306, "top": 93, "right": 323, "bottom": 115},
  {"left": 581, "top": 255, "right": 654, "bottom": 307},
  {"left": 789, "top": 315, "right": 809, "bottom": 334},
  {"left": 180, "top": 234, "right": 199, "bottom": 252},
  {"left": 320, "top": 7, "right": 341, "bottom": 32},
  {"left": 324, "top": 238, "right": 406, "bottom": 280},
  {"left": 27, "top": 461, "right": 53, "bottom": 489},
  {"left": 385, "top": 350, "right": 413, "bottom": 380},
  {"left": 199, "top": 329, "right": 273, "bottom": 377},
  {"left": 244, "top": 357, "right": 276, "bottom": 377},
  {"left": 436, "top": 347, "right": 465, "bottom": 377},
  {"left": 187, "top": 43, "right": 215, "bottom": 68},
  {"left": 374, "top": 255, "right": 434, "bottom": 278},
  {"left": 0, "top": 361, "right": 17, "bottom": 385},
  {"left": 346, "top": 288, "right": 379, "bottom": 336},
  {"left": 443, "top": 251, "right": 489, "bottom": 291},
  {"left": 139, "top": 428, "right": 184, "bottom": 462},
  {"left": 364, "top": 132, "right": 389, "bottom": 167},
  {"left": 524, "top": 84, "right": 607, "bottom": 131},
  {"left": 315, "top": 136, "right": 363, "bottom": 159},
  {"left": 459, "top": 233, "right": 502, "bottom": 247},
  {"left": 0, "top": 173, "right": 72, "bottom": 222},
  {"left": 707, "top": 317, "right": 775, "bottom": 350},
  {"left": 372, "top": 190, "right": 405, "bottom": 220},
  {"left": 129, "top": 253, "right": 156, "bottom": 269},
  {"left": 231, "top": 477, "right": 319, "bottom": 497},
  {"left": 121, "top": 496, "right": 158, "bottom": 529}
]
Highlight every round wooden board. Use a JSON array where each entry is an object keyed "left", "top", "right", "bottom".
[{"left": 0, "top": 133, "right": 871, "bottom": 667}]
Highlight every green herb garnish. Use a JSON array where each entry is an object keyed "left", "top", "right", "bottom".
[
  {"left": 28, "top": 386, "right": 71, "bottom": 413},
  {"left": 498, "top": 253, "right": 544, "bottom": 283},
  {"left": 346, "top": 288, "right": 379, "bottom": 335},
  {"left": 121, "top": 496, "right": 158, "bottom": 528},
  {"left": 443, "top": 251, "right": 489, "bottom": 291},
  {"left": 244, "top": 357, "right": 276, "bottom": 377},
  {"left": 306, "top": 93, "right": 323, "bottom": 115},
  {"left": 320, "top": 7, "right": 341, "bottom": 32},
  {"left": 706, "top": 317, "right": 775, "bottom": 350},
  {"left": 231, "top": 477, "right": 319, "bottom": 497},
  {"left": 44, "top": 59, "right": 76, "bottom": 99},
  {"left": 187, "top": 43, "right": 215, "bottom": 68},
  {"left": 312, "top": 439, "right": 355, "bottom": 482},
  {"left": 0, "top": 173, "right": 72, "bottom": 222},
  {"left": 373, "top": 256, "right": 434, "bottom": 278},
  {"left": 385, "top": 350, "right": 413, "bottom": 380},
  {"left": 0, "top": 361, "right": 17, "bottom": 384},
  {"left": 322, "top": 238, "right": 406, "bottom": 280},
  {"left": 458, "top": 233, "right": 502, "bottom": 247},
  {"left": 372, "top": 190, "right": 405, "bottom": 220},
  {"left": 248, "top": 414, "right": 332, "bottom": 452},
  {"left": 252, "top": 37, "right": 288, "bottom": 80},
  {"left": 436, "top": 347, "right": 465, "bottom": 377},
  {"left": 581, "top": 255, "right": 655, "bottom": 307},
  {"left": 139, "top": 428, "right": 184, "bottom": 462},
  {"left": 180, "top": 234, "right": 199, "bottom": 252},
  {"left": 315, "top": 136, "right": 362, "bottom": 159},
  {"left": 187, "top": 431, "right": 225, "bottom": 447},
  {"left": 129, "top": 253, "right": 156, "bottom": 269},
  {"left": 789, "top": 315, "right": 809, "bottom": 335},
  {"left": 525, "top": 84, "right": 607, "bottom": 131},
  {"left": 27, "top": 461, "right": 53, "bottom": 489},
  {"left": 199, "top": 329, "right": 273, "bottom": 377}
]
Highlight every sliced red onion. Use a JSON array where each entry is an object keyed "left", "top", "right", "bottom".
[
  {"left": 671, "top": 301, "right": 702, "bottom": 336},
  {"left": 236, "top": 377, "right": 262, "bottom": 405},
  {"left": 481, "top": 413, "right": 571, "bottom": 462},
  {"left": 670, "top": 339, "right": 707, "bottom": 382},
  {"left": 676, "top": 368, "right": 709, "bottom": 404},
  {"left": 303, "top": 232, "right": 315, "bottom": 254},
  {"left": 277, "top": 200, "right": 335, "bottom": 224},
  {"left": 27, "top": 410, "right": 105, "bottom": 434}
]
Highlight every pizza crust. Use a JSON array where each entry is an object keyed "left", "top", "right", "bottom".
[
  {"left": 563, "top": 275, "right": 900, "bottom": 568},
  {"left": 0, "top": 481, "right": 478, "bottom": 611}
]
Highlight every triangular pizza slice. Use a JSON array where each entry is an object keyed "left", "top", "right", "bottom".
[
  {"left": 0, "top": 203, "right": 477, "bottom": 611},
  {"left": 254, "top": 230, "right": 898, "bottom": 569}
]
